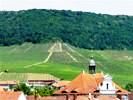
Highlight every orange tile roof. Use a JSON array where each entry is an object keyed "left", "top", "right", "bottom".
[
  {"left": 27, "top": 95, "right": 90, "bottom": 100},
  {"left": 113, "top": 82, "right": 129, "bottom": 94},
  {"left": 76, "top": 96, "right": 89, "bottom": 100},
  {"left": 26, "top": 95, "right": 67, "bottom": 100},
  {"left": 55, "top": 71, "right": 100, "bottom": 94},
  {"left": 0, "top": 87, "right": 4, "bottom": 91},
  {"left": 93, "top": 73, "right": 104, "bottom": 85},
  {"left": 96, "top": 95, "right": 120, "bottom": 100},
  {"left": 26, "top": 95, "right": 36, "bottom": 100},
  {"left": 55, "top": 71, "right": 129, "bottom": 95},
  {"left": 0, "top": 91, "right": 22, "bottom": 100},
  {"left": 40, "top": 96, "right": 66, "bottom": 100},
  {"left": 128, "top": 93, "right": 133, "bottom": 100},
  {"left": 52, "top": 81, "right": 70, "bottom": 87}
]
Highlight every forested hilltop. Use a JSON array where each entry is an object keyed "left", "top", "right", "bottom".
[{"left": 0, "top": 9, "right": 133, "bottom": 50}]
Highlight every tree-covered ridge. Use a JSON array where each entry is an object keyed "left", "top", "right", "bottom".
[{"left": 0, "top": 9, "right": 133, "bottom": 49}]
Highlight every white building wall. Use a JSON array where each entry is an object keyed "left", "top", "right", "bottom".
[
  {"left": 99, "top": 74, "right": 116, "bottom": 94},
  {"left": 121, "top": 95, "right": 128, "bottom": 100},
  {"left": 18, "top": 92, "right": 26, "bottom": 100}
]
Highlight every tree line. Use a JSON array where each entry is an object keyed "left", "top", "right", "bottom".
[{"left": 0, "top": 9, "right": 133, "bottom": 50}]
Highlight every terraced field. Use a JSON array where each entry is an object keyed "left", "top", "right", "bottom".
[
  {"left": 0, "top": 73, "right": 59, "bottom": 81},
  {"left": 0, "top": 42, "right": 133, "bottom": 87}
]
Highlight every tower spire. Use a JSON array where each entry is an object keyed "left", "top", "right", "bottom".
[{"left": 88, "top": 56, "right": 96, "bottom": 74}]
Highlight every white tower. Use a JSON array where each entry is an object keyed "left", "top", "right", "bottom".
[{"left": 99, "top": 74, "right": 116, "bottom": 94}]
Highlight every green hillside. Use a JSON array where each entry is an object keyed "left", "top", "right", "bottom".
[
  {"left": 0, "top": 9, "right": 133, "bottom": 49},
  {"left": 0, "top": 42, "right": 133, "bottom": 87}
]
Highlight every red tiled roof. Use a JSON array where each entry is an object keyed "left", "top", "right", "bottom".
[
  {"left": 26, "top": 95, "right": 35, "bottom": 100},
  {"left": 76, "top": 96, "right": 89, "bottom": 100},
  {"left": 0, "top": 87, "right": 4, "bottom": 91},
  {"left": 113, "top": 82, "right": 129, "bottom": 94},
  {"left": 27, "top": 95, "right": 91, "bottom": 100},
  {"left": 55, "top": 71, "right": 103, "bottom": 94},
  {"left": 93, "top": 73, "right": 104, "bottom": 85},
  {"left": 0, "top": 91, "right": 22, "bottom": 100},
  {"left": 52, "top": 81, "right": 70, "bottom": 87},
  {"left": 128, "top": 93, "right": 133, "bottom": 100},
  {"left": 40, "top": 96, "right": 66, "bottom": 100},
  {"left": 96, "top": 95, "right": 120, "bottom": 100},
  {"left": 55, "top": 71, "right": 129, "bottom": 95},
  {"left": 26, "top": 95, "right": 67, "bottom": 100}
]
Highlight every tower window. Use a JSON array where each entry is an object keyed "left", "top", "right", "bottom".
[{"left": 106, "top": 83, "right": 109, "bottom": 90}]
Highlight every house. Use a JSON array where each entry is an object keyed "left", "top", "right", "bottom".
[
  {"left": 26, "top": 95, "right": 67, "bottom": 100},
  {"left": 0, "top": 80, "right": 18, "bottom": 90},
  {"left": 0, "top": 73, "right": 60, "bottom": 87},
  {"left": 55, "top": 71, "right": 104, "bottom": 94},
  {"left": 26, "top": 95, "right": 95, "bottom": 100},
  {"left": 99, "top": 74, "right": 116, "bottom": 94},
  {"left": 54, "top": 71, "right": 129, "bottom": 100},
  {"left": 0, "top": 91, "right": 26, "bottom": 100},
  {"left": 25, "top": 73, "right": 60, "bottom": 87}
]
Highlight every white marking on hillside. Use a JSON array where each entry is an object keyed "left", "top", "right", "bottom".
[
  {"left": 59, "top": 42, "right": 62, "bottom": 52},
  {"left": 24, "top": 42, "right": 62, "bottom": 68},
  {"left": 48, "top": 43, "right": 56, "bottom": 52},
  {"left": 9, "top": 47, "right": 17, "bottom": 54},
  {"left": 24, "top": 61, "right": 44, "bottom": 68},
  {"left": 64, "top": 43, "right": 87, "bottom": 60},
  {"left": 9, "top": 43, "right": 28, "bottom": 54},
  {"left": 24, "top": 42, "right": 85, "bottom": 68},
  {"left": 21, "top": 43, "right": 26, "bottom": 47},
  {"left": 9, "top": 44, "right": 24, "bottom": 54},
  {"left": 24, "top": 45, "right": 33, "bottom": 53},
  {"left": 124, "top": 56, "right": 133, "bottom": 60},
  {"left": 43, "top": 42, "right": 63, "bottom": 63},
  {"left": 43, "top": 52, "right": 53, "bottom": 63},
  {"left": 0, "top": 72, "right": 3, "bottom": 76},
  {"left": 64, "top": 43, "right": 75, "bottom": 52},
  {"left": 66, "top": 51, "right": 78, "bottom": 62},
  {"left": 96, "top": 61, "right": 103, "bottom": 67},
  {"left": 24, "top": 52, "right": 53, "bottom": 68},
  {"left": 48, "top": 42, "right": 63, "bottom": 52}
]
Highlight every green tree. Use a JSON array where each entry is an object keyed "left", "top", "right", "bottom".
[
  {"left": 125, "top": 82, "right": 133, "bottom": 92},
  {"left": 0, "top": 9, "right": 133, "bottom": 50},
  {"left": 35, "top": 86, "right": 56, "bottom": 96},
  {"left": 14, "top": 83, "right": 32, "bottom": 95}
]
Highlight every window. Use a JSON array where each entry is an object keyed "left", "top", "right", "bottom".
[{"left": 106, "top": 83, "right": 109, "bottom": 90}]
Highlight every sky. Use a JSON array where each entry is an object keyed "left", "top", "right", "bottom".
[{"left": 0, "top": 0, "right": 133, "bottom": 15}]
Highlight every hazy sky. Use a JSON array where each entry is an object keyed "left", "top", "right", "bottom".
[{"left": 0, "top": 0, "right": 133, "bottom": 15}]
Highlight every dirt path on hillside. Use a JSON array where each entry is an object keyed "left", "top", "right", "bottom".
[
  {"left": 24, "top": 45, "right": 33, "bottom": 53},
  {"left": 24, "top": 42, "right": 62, "bottom": 68},
  {"left": 66, "top": 51, "right": 78, "bottom": 62},
  {"left": 64, "top": 43, "right": 88, "bottom": 60},
  {"left": 24, "top": 42, "right": 82, "bottom": 68},
  {"left": 24, "top": 61, "right": 44, "bottom": 68},
  {"left": 43, "top": 52, "right": 53, "bottom": 63},
  {"left": 9, "top": 47, "right": 17, "bottom": 54},
  {"left": 9, "top": 43, "right": 27, "bottom": 54}
]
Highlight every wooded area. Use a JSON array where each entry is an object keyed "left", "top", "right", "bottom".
[{"left": 0, "top": 9, "right": 133, "bottom": 49}]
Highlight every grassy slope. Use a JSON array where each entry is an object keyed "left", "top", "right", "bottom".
[{"left": 0, "top": 42, "right": 133, "bottom": 87}]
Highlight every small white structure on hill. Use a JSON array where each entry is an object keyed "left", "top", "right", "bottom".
[{"left": 99, "top": 74, "right": 116, "bottom": 94}]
